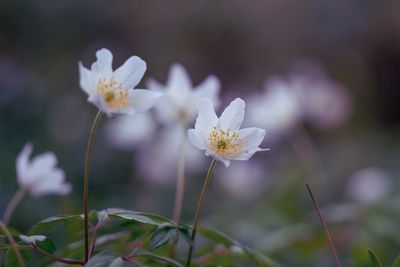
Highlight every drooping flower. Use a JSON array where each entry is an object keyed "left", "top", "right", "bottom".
[
  {"left": 16, "top": 143, "right": 72, "bottom": 197},
  {"left": 19, "top": 235, "right": 47, "bottom": 244},
  {"left": 188, "top": 98, "right": 267, "bottom": 167},
  {"left": 147, "top": 63, "right": 220, "bottom": 125},
  {"left": 79, "top": 48, "right": 162, "bottom": 116}
]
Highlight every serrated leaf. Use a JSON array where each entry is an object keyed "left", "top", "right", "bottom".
[
  {"left": 133, "top": 249, "right": 183, "bottom": 267},
  {"left": 109, "top": 257, "right": 124, "bottom": 267},
  {"left": 29, "top": 215, "right": 83, "bottom": 235},
  {"left": 368, "top": 249, "right": 384, "bottom": 267},
  {"left": 392, "top": 255, "right": 400, "bottom": 267},
  {"left": 85, "top": 252, "right": 120, "bottom": 267},
  {"left": 149, "top": 226, "right": 177, "bottom": 251},
  {"left": 177, "top": 225, "right": 193, "bottom": 246},
  {"left": 198, "top": 226, "right": 281, "bottom": 267}
]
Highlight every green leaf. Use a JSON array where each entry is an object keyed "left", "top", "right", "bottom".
[
  {"left": 149, "top": 226, "right": 177, "bottom": 251},
  {"left": 103, "top": 209, "right": 159, "bottom": 226},
  {"left": 133, "top": 248, "right": 183, "bottom": 267},
  {"left": 177, "top": 224, "right": 193, "bottom": 246},
  {"left": 85, "top": 252, "right": 121, "bottom": 267},
  {"left": 368, "top": 249, "right": 384, "bottom": 267},
  {"left": 36, "top": 238, "right": 56, "bottom": 254},
  {"left": 392, "top": 255, "right": 400, "bottom": 267},
  {"left": 0, "top": 244, "right": 30, "bottom": 250},
  {"left": 198, "top": 226, "right": 281, "bottom": 267},
  {"left": 109, "top": 257, "right": 124, "bottom": 267},
  {"left": 29, "top": 215, "right": 83, "bottom": 235},
  {"left": 5, "top": 248, "right": 33, "bottom": 267}
]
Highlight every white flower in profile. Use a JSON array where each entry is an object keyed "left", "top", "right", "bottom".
[
  {"left": 147, "top": 63, "right": 220, "bottom": 125},
  {"left": 79, "top": 48, "right": 162, "bottom": 116},
  {"left": 188, "top": 98, "right": 267, "bottom": 167},
  {"left": 16, "top": 143, "right": 72, "bottom": 197}
]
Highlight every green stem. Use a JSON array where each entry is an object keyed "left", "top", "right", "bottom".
[
  {"left": 83, "top": 110, "right": 103, "bottom": 263},
  {"left": 2, "top": 189, "right": 26, "bottom": 225},
  {"left": 0, "top": 220, "right": 25, "bottom": 267},
  {"left": 186, "top": 159, "right": 217, "bottom": 267},
  {"left": 32, "top": 244, "right": 84, "bottom": 265},
  {"left": 169, "top": 127, "right": 187, "bottom": 257}
]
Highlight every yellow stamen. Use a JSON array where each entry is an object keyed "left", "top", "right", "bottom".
[
  {"left": 97, "top": 78, "right": 129, "bottom": 109},
  {"left": 208, "top": 126, "right": 243, "bottom": 158}
]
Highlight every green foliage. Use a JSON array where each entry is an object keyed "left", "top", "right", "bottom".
[
  {"left": 392, "top": 255, "right": 400, "bottom": 267},
  {"left": 0, "top": 209, "right": 283, "bottom": 266},
  {"left": 368, "top": 249, "right": 384, "bottom": 267}
]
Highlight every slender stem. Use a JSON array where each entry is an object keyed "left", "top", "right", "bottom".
[
  {"left": 186, "top": 159, "right": 217, "bottom": 267},
  {"left": 0, "top": 220, "right": 25, "bottom": 267},
  {"left": 169, "top": 127, "right": 187, "bottom": 257},
  {"left": 83, "top": 110, "right": 103, "bottom": 263},
  {"left": 32, "top": 244, "right": 84, "bottom": 265},
  {"left": 89, "top": 218, "right": 111, "bottom": 258},
  {"left": 306, "top": 184, "right": 342, "bottom": 267},
  {"left": 2, "top": 189, "right": 26, "bottom": 225},
  {"left": 172, "top": 127, "right": 187, "bottom": 223}
]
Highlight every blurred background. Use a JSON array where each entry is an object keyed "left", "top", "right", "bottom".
[{"left": 1, "top": 0, "right": 400, "bottom": 266}]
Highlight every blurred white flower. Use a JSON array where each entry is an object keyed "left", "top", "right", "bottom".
[
  {"left": 19, "top": 235, "right": 46, "bottom": 244},
  {"left": 292, "top": 74, "right": 351, "bottom": 130},
  {"left": 137, "top": 126, "right": 205, "bottom": 185},
  {"left": 79, "top": 48, "right": 162, "bottom": 116},
  {"left": 105, "top": 113, "right": 157, "bottom": 150},
  {"left": 216, "top": 161, "right": 267, "bottom": 200},
  {"left": 345, "top": 167, "right": 391, "bottom": 203},
  {"left": 147, "top": 63, "right": 220, "bottom": 125},
  {"left": 246, "top": 77, "right": 302, "bottom": 136},
  {"left": 188, "top": 98, "right": 267, "bottom": 167},
  {"left": 16, "top": 144, "right": 72, "bottom": 197}
]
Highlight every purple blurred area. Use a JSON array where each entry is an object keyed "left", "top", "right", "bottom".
[{"left": 1, "top": 0, "right": 400, "bottom": 266}]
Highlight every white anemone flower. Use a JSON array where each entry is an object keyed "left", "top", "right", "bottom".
[
  {"left": 188, "top": 98, "right": 267, "bottom": 167},
  {"left": 79, "top": 48, "right": 162, "bottom": 116},
  {"left": 147, "top": 63, "right": 220, "bottom": 125},
  {"left": 16, "top": 143, "right": 72, "bottom": 197}
]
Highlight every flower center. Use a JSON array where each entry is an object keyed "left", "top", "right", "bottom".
[
  {"left": 208, "top": 126, "right": 243, "bottom": 158},
  {"left": 97, "top": 78, "right": 129, "bottom": 109}
]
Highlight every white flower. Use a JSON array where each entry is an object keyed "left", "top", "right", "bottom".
[
  {"left": 188, "top": 98, "right": 267, "bottom": 167},
  {"left": 105, "top": 113, "right": 157, "bottom": 150},
  {"left": 246, "top": 77, "right": 302, "bottom": 136},
  {"left": 147, "top": 63, "right": 220, "bottom": 125},
  {"left": 16, "top": 143, "right": 72, "bottom": 197},
  {"left": 79, "top": 48, "right": 162, "bottom": 116},
  {"left": 345, "top": 167, "right": 391, "bottom": 203},
  {"left": 19, "top": 235, "right": 46, "bottom": 244}
]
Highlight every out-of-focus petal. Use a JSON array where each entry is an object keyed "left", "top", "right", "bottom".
[
  {"left": 91, "top": 48, "right": 113, "bottom": 78},
  {"left": 129, "top": 89, "right": 162, "bottom": 112}
]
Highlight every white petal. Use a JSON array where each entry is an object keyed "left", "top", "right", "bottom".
[
  {"left": 187, "top": 129, "right": 206, "bottom": 150},
  {"left": 168, "top": 64, "right": 192, "bottom": 93},
  {"left": 194, "top": 98, "right": 218, "bottom": 136},
  {"left": 16, "top": 143, "right": 33, "bottom": 187},
  {"left": 79, "top": 63, "right": 97, "bottom": 96},
  {"left": 209, "top": 153, "right": 231, "bottom": 167},
  {"left": 194, "top": 75, "right": 221, "bottom": 107},
  {"left": 113, "top": 56, "right": 146, "bottom": 89},
  {"left": 218, "top": 98, "right": 245, "bottom": 131},
  {"left": 146, "top": 78, "right": 165, "bottom": 92},
  {"left": 129, "top": 89, "right": 162, "bottom": 112},
  {"left": 91, "top": 48, "right": 113, "bottom": 78},
  {"left": 31, "top": 169, "right": 71, "bottom": 197},
  {"left": 234, "top": 148, "right": 267, "bottom": 161},
  {"left": 87, "top": 95, "right": 113, "bottom": 116},
  {"left": 238, "top": 127, "right": 266, "bottom": 151}
]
